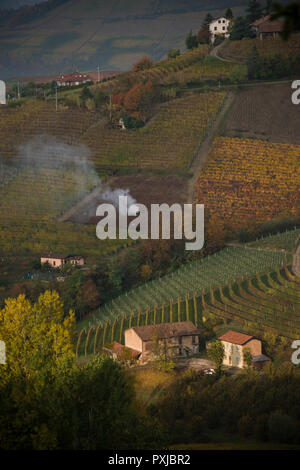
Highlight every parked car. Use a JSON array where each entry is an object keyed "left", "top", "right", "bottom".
[{"left": 204, "top": 368, "right": 215, "bottom": 375}]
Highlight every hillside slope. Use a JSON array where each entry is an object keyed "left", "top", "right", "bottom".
[{"left": 0, "top": 0, "right": 247, "bottom": 78}]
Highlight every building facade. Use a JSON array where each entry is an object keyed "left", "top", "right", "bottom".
[
  {"left": 209, "top": 17, "right": 231, "bottom": 43},
  {"left": 218, "top": 331, "right": 262, "bottom": 368},
  {"left": 41, "top": 253, "right": 85, "bottom": 268},
  {"left": 251, "top": 15, "right": 283, "bottom": 39},
  {"left": 124, "top": 321, "right": 201, "bottom": 363},
  {"left": 56, "top": 72, "right": 92, "bottom": 87}
]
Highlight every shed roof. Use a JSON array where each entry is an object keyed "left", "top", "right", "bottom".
[
  {"left": 219, "top": 331, "right": 254, "bottom": 345},
  {"left": 106, "top": 341, "right": 141, "bottom": 358},
  {"left": 252, "top": 354, "right": 271, "bottom": 363},
  {"left": 129, "top": 321, "right": 201, "bottom": 342}
]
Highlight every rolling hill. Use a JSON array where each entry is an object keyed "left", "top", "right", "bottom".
[{"left": 0, "top": 0, "right": 247, "bottom": 78}]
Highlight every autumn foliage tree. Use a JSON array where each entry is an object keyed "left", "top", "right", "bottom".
[
  {"left": 123, "top": 80, "right": 159, "bottom": 120},
  {"left": 131, "top": 55, "right": 153, "bottom": 72}
]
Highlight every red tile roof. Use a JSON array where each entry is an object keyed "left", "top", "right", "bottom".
[
  {"left": 251, "top": 15, "right": 271, "bottom": 27},
  {"left": 57, "top": 72, "right": 92, "bottom": 83},
  {"left": 130, "top": 321, "right": 201, "bottom": 342},
  {"left": 218, "top": 331, "right": 253, "bottom": 345},
  {"left": 251, "top": 15, "right": 283, "bottom": 33},
  {"left": 107, "top": 341, "right": 141, "bottom": 359}
]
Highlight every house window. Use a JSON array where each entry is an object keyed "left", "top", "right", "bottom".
[
  {"left": 179, "top": 347, "right": 182, "bottom": 356},
  {"left": 53, "top": 261, "right": 56, "bottom": 266},
  {"left": 222, "top": 26, "right": 225, "bottom": 30},
  {"left": 192, "top": 335, "right": 195, "bottom": 345},
  {"left": 178, "top": 336, "right": 182, "bottom": 345},
  {"left": 218, "top": 20, "right": 221, "bottom": 23},
  {"left": 214, "top": 27, "right": 217, "bottom": 30}
]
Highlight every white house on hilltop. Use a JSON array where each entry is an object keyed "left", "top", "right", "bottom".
[
  {"left": 209, "top": 17, "right": 231, "bottom": 43},
  {"left": 0, "top": 80, "right": 6, "bottom": 105}
]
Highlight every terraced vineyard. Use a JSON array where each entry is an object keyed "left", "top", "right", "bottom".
[
  {"left": 81, "top": 92, "right": 226, "bottom": 170},
  {"left": 160, "top": 60, "right": 247, "bottom": 86},
  {"left": 247, "top": 229, "right": 300, "bottom": 253},
  {"left": 77, "top": 266, "right": 300, "bottom": 357},
  {"left": 131, "top": 45, "right": 211, "bottom": 83},
  {"left": 0, "top": 100, "right": 99, "bottom": 162},
  {"left": 78, "top": 237, "right": 292, "bottom": 331},
  {"left": 220, "top": 34, "right": 300, "bottom": 63},
  {"left": 195, "top": 137, "right": 300, "bottom": 237},
  {"left": 0, "top": 163, "right": 129, "bottom": 256}
]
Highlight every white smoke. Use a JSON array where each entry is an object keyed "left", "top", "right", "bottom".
[
  {"left": 11, "top": 135, "right": 138, "bottom": 217},
  {"left": 101, "top": 188, "right": 138, "bottom": 216}
]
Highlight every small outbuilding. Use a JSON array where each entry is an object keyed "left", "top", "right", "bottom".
[
  {"left": 104, "top": 341, "right": 141, "bottom": 362},
  {"left": 218, "top": 330, "right": 263, "bottom": 368},
  {"left": 41, "top": 253, "right": 85, "bottom": 268},
  {"left": 251, "top": 15, "right": 283, "bottom": 40}
]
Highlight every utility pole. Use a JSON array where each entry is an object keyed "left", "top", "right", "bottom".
[
  {"left": 17, "top": 82, "right": 20, "bottom": 100},
  {"left": 97, "top": 65, "right": 100, "bottom": 83},
  {"left": 109, "top": 93, "right": 112, "bottom": 122},
  {"left": 55, "top": 86, "right": 58, "bottom": 111}
]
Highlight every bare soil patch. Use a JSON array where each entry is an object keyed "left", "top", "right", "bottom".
[
  {"left": 220, "top": 83, "right": 300, "bottom": 144},
  {"left": 66, "top": 173, "right": 189, "bottom": 224}
]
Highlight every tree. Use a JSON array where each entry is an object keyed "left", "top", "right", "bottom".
[
  {"left": 167, "top": 49, "right": 180, "bottom": 59},
  {"left": 271, "top": 1, "right": 300, "bottom": 39},
  {"left": 225, "top": 8, "right": 234, "bottom": 19},
  {"left": 230, "top": 16, "right": 255, "bottom": 39},
  {"left": 185, "top": 30, "right": 198, "bottom": 50},
  {"left": 76, "top": 278, "right": 100, "bottom": 318},
  {"left": 152, "top": 331, "right": 175, "bottom": 372},
  {"left": 0, "top": 290, "right": 75, "bottom": 380},
  {"left": 246, "top": 0, "right": 263, "bottom": 22},
  {"left": 197, "top": 28, "right": 210, "bottom": 44},
  {"left": 131, "top": 55, "right": 153, "bottom": 72},
  {"left": 264, "top": 0, "right": 274, "bottom": 15},
  {"left": 207, "top": 340, "right": 225, "bottom": 374},
  {"left": 243, "top": 347, "right": 253, "bottom": 369},
  {"left": 94, "top": 90, "right": 107, "bottom": 109},
  {"left": 202, "top": 13, "right": 214, "bottom": 30},
  {"left": 80, "top": 86, "right": 93, "bottom": 107}
]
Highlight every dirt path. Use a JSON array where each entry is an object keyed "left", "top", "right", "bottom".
[
  {"left": 210, "top": 39, "right": 236, "bottom": 62},
  {"left": 186, "top": 91, "right": 235, "bottom": 203}
]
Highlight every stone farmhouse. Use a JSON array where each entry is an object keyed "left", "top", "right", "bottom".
[
  {"left": 41, "top": 253, "right": 85, "bottom": 268},
  {"left": 124, "top": 321, "right": 201, "bottom": 363},
  {"left": 251, "top": 15, "right": 283, "bottom": 40},
  {"left": 56, "top": 72, "right": 92, "bottom": 87},
  {"left": 209, "top": 17, "right": 231, "bottom": 43},
  {"left": 218, "top": 330, "right": 270, "bottom": 369}
]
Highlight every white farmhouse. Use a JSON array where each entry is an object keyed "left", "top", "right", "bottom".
[
  {"left": 0, "top": 80, "right": 6, "bottom": 105},
  {"left": 209, "top": 17, "right": 231, "bottom": 43}
]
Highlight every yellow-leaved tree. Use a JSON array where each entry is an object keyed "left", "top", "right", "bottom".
[{"left": 0, "top": 290, "right": 75, "bottom": 382}]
